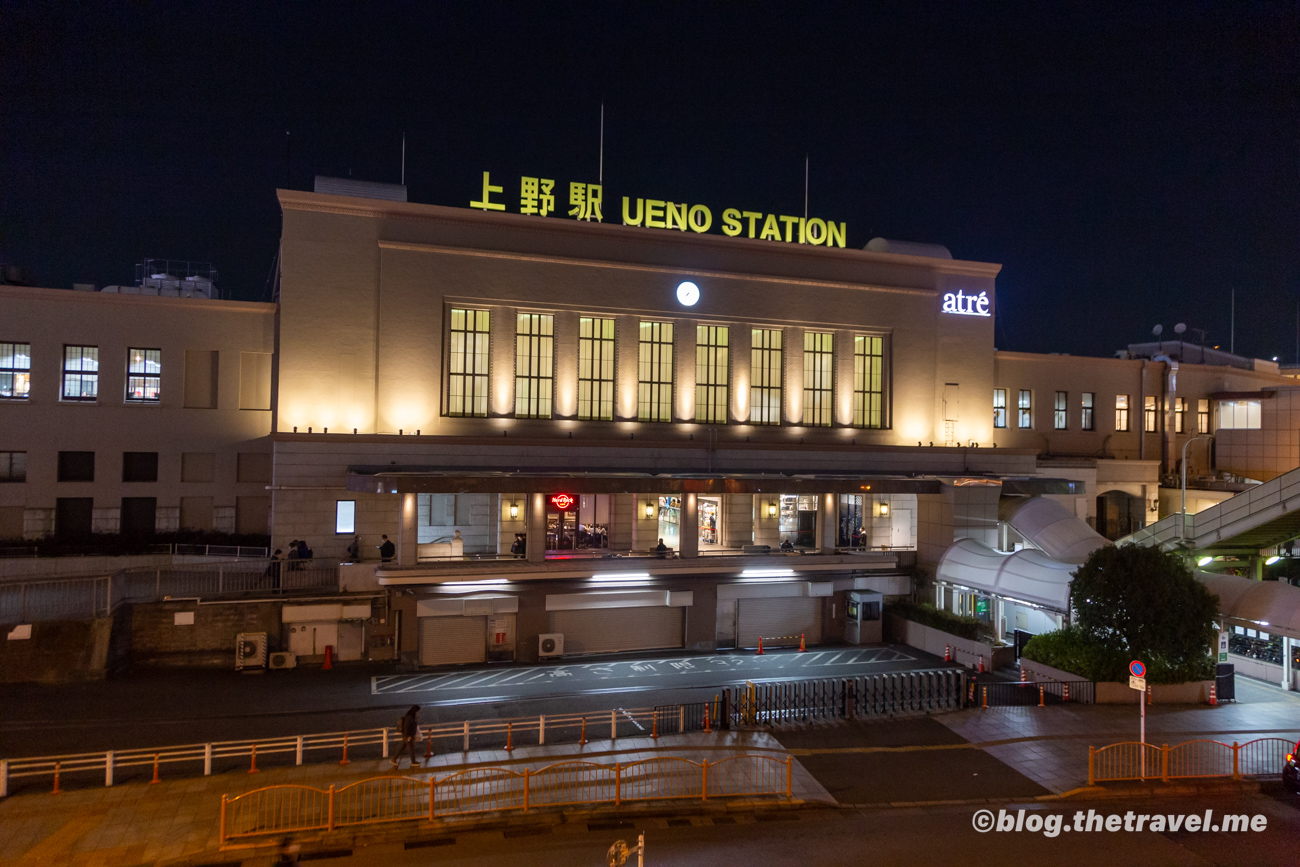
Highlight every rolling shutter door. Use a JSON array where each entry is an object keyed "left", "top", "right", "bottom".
[
  {"left": 737, "top": 597, "right": 822, "bottom": 648},
  {"left": 549, "top": 606, "right": 684, "bottom": 655},
  {"left": 418, "top": 616, "right": 487, "bottom": 666}
]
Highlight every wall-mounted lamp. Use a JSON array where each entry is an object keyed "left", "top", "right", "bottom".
[
  {"left": 645, "top": 501, "right": 656, "bottom": 519},
  {"left": 879, "top": 503, "right": 890, "bottom": 517},
  {"left": 768, "top": 502, "right": 778, "bottom": 518},
  {"left": 509, "top": 502, "right": 519, "bottom": 519}
]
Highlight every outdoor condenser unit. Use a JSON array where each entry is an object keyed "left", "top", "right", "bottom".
[
  {"left": 538, "top": 633, "right": 564, "bottom": 658},
  {"left": 235, "top": 632, "right": 268, "bottom": 670}
]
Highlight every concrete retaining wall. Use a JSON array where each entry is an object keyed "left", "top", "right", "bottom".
[
  {"left": 887, "top": 613, "right": 1014, "bottom": 670},
  {"left": 0, "top": 617, "right": 117, "bottom": 683},
  {"left": 128, "top": 600, "right": 284, "bottom": 667},
  {"left": 1096, "top": 680, "right": 1213, "bottom": 704}
]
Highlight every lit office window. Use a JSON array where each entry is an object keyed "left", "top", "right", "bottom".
[
  {"left": 1115, "top": 394, "right": 1130, "bottom": 431},
  {"left": 695, "top": 325, "right": 729, "bottom": 424},
  {"left": 750, "top": 329, "right": 782, "bottom": 425},
  {"left": 0, "top": 342, "right": 31, "bottom": 399},
  {"left": 1217, "top": 400, "right": 1262, "bottom": 430},
  {"left": 62, "top": 345, "right": 99, "bottom": 401},
  {"left": 335, "top": 500, "right": 356, "bottom": 534},
  {"left": 514, "top": 313, "right": 553, "bottom": 419},
  {"left": 1197, "top": 399, "right": 1210, "bottom": 434},
  {"left": 1174, "top": 397, "right": 1186, "bottom": 433},
  {"left": 637, "top": 321, "right": 674, "bottom": 422},
  {"left": 1017, "top": 390, "right": 1032, "bottom": 429},
  {"left": 578, "top": 317, "right": 615, "bottom": 421},
  {"left": 802, "top": 332, "right": 833, "bottom": 427},
  {"left": 126, "top": 348, "right": 161, "bottom": 402},
  {"left": 993, "top": 388, "right": 1007, "bottom": 429},
  {"left": 1054, "top": 391, "right": 1067, "bottom": 430},
  {"left": 448, "top": 308, "right": 489, "bottom": 417},
  {"left": 1081, "top": 392, "right": 1095, "bottom": 431},
  {"left": 853, "top": 336, "right": 884, "bottom": 428},
  {"left": 1144, "top": 395, "right": 1158, "bottom": 432}
]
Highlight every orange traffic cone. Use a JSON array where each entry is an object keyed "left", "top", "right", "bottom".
[
  {"left": 1209, "top": 682, "right": 1217, "bottom": 706},
  {"left": 323, "top": 645, "right": 334, "bottom": 671},
  {"left": 944, "top": 644, "right": 952, "bottom": 662},
  {"left": 756, "top": 637, "right": 764, "bottom": 655},
  {"left": 1020, "top": 663, "right": 1028, "bottom": 683},
  {"left": 798, "top": 633, "right": 806, "bottom": 653},
  {"left": 1063, "top": 682, "right": 1071, "bottom": 702},
  {"left": 978, "top": 655, "right": 985, "bottom": 673}
]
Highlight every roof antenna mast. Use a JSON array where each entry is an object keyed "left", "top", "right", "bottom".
[
  {"left": 599, "top": 103, "right": 604, "bottom": 185},
  {"left": 804, "top": 155, "right": 809, "bottom": 220},
  {"left": 401, "top": 134, "right": 406, "bottom": 186}
]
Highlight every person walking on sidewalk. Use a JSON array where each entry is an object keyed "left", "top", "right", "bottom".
[{"left": 392, "top": 705, "right": 422, "bottom": 768}]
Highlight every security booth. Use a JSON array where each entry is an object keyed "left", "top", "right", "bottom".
[{"left": 844, "top": 590, "right": 883, "bottom": 645}]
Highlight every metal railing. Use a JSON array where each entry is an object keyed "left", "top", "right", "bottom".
[
  {"left": 219, "top": 754, "right": 793, "bottom": 843},
  {"left": 0, "top": 703, "right": 715, "bottom": 798},
  {"left": 972, "top": 680, "right": 1095, "bottom": 707},
  {"left": 1088, "top": 737, "right": 1295, "bottom": 784},
  {"left": 0, "top": 562, "right": 337, "bottom": 622},
  {"left": 733, "top": 668, "right": 966, "bottom": 726},
  {"left": 0, "top": 542, "right": 267, "bottom": 560}
]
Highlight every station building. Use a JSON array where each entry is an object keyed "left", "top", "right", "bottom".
[{"left": 5, "top": 181, "right": 1300, "bottom": 668}]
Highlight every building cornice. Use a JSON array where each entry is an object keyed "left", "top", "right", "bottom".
[
  {"left": 277, "top": 189, "right": 1004, "bottom": 280},
  {"left": 0, "top": 285, "right": 276, "bottom": 314}
]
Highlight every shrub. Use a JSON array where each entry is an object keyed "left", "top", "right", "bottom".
[{"left": 886, "top": 600, "right": 998, "bottom": 644}]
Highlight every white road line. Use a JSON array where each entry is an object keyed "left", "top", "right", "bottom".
[
  {"left": 826, "top": 652, "right": 845, "bottom": 664},
  {"left": 494, "top": 670, "right": 531, "bottom": 685},
  {"left": 525, "top": 671, "right": 550, "bottom": 681},
  {"left": 456, "top": 673, "right": 508, "bottom": 689}
]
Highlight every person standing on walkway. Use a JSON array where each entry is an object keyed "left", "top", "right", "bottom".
[
  {"left": 378, "top": 534, "right": 396, "bottom": 562},
  {"left": 392, "top": 705, "right": 421, "bottom": 768}
]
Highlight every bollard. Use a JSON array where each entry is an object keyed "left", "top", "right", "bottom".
[
  {"left": 249, "top": 744, "right": 260, "bottom": 774},
  {"left": 339, "top": 734, "right": 351, "bottom": 766},
  {"left": 703, "top": 705, "right": 712, "bottom": 733},
  {"left": 651, "top": 712, "right": 659, "bottom": 740},
  {"left": 150, "top": 754, "right": 161, "bottom": 785},
  {"left": 756, "top": 636, "right": 764, "bottom": 655},
  {"left": 52, "top": 761, "right": 63, "bottom": 795},
  {"left": 579, "top": 716, "right": 588, "bottom": 745},
  {"left": 424, "top": 729, "right": 433, "bottom": 764},
  {"left": 504, "top": 722, "right": 514, "bottom": 752},
  {"left": 978, "top": 655, "right": 985, "bottom": 673},
  {"left": 1088, "top": 746, "right": 1095, "bottom": 786},
  {"left": 105, "top": 751, "right": 114, "bottom": 788},
  {"left": 539, "top": 715, "right": 546, "bottom": 746},
  {"left": 1038, "top": 685, "right": 1045, "bottom": 707},
  {"left": 463, "top": 720, "right": 470, "bottom": 753},
  {"left": 981, "top": 686, "right": 988, "bottom": 709},
  {"left": 611, "top": 709, "right": 617, "bottom": 741}
]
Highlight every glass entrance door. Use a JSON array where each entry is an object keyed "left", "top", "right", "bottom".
[{"left": 546, "top": 510, "right": 576, "bottom": 550}]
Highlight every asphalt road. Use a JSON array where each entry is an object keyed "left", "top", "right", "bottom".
[
  {"left": 276, "top": 787, "right": 1300, "bottom": 866},
  {"left": 0, "top": 645, "right": 952, "bottom": 757}
]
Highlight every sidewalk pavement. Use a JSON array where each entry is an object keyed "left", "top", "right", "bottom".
[
  {"left": 0, "top": 731, "right": 830, "bottom": 867},
  {"left": 933, "top": 676, "right": 1300, "bottom": 794}
]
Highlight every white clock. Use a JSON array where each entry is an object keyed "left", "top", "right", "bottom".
[{"left": 676, "top": 281, "right": 700, "bottom": 306}]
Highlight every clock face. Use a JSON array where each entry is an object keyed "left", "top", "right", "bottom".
[{"left": 676, "top": 281, "right": 700, "bottom": 306}]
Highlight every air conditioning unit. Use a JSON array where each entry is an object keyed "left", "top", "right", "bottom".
[
  {"left": 538, "top": 633, "right": 564, "bottom": 658},
  {"left": 268, "top": 651, "right": 297, "bottom": 670},
  {"left": 235, "top": 632, "right": 268, "bottom": 670}
]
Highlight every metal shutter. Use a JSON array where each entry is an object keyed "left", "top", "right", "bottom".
[
  {"left": 418, "top": 616, "right": 487, "bottom": 666},
  {"left": 737, "top": 597, "right": 822, "bottom": 648},
  {"left": 549, "top": 606, "right": 684, "bottom": 655}
]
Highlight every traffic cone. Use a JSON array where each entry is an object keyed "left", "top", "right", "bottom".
[
  {"left": 944, "top": 644, "right": 951, "bottom": 662},
  {"left": 1063, "top": 682, "right": 1071, "bottom": 702},
  {"left": 1020, "top": 663, "right": 1028, "bottom": 683},
  {"left": 756, "top": 637, "right": 764, "bottom": 655},
  {"left": 977, "top": 655, "right": 985, "bottom": 673},
  {"left": 798, "top": 633, "right": 806, "bottom": 653},
  {"left": 323, "top": 645, "right": 334, "bottom": 671},
  {"left": 1209, "top": 681, "right": 1217, "bottom": 706}
]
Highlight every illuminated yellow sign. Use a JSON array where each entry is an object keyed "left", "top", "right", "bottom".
[{"left": 469, "top": 171, "right": 847, "bottom": 247}]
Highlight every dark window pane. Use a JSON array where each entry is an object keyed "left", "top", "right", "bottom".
[
  {"left": 122, "top": 452, "right": 159, "bottom": 482},
  {"left": 57, "top": 451, "right": 95, "bottom": 482}
]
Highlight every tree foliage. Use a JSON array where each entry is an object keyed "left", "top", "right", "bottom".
[{"left": 1024, "top": 545, "right": 1219, "bottom": 683}]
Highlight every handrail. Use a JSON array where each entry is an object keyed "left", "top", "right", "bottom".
[{"left": 219, "top": 754, "right": 794, "bottom": 843}]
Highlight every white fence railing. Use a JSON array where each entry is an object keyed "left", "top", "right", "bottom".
[{"left": 0, "top": 704, "right": 716, "bottom": 798}]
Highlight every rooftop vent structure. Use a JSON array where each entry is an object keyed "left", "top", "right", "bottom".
[{"left": 314, "top": 176, "right": 408, "bottom": 202}]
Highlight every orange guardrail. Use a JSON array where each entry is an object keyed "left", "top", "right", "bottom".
[
  {"left": 1088, "top": 737, "right": 1295, "bottom": 784},
  {"left": 219, "top": 754, "right": 794, "bottom": 844}
]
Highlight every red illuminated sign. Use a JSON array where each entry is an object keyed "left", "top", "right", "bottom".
[{"left": 550, "top": 493, "right": 576, "bottom": 511}]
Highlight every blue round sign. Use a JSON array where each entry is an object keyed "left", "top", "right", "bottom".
[{"left": 1129, "top": 660, "right": 1146, "bottom": 678}]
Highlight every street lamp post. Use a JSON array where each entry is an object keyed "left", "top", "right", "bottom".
[{"left": 1181, "top": 435, "right": 1213, "bottom": 542}]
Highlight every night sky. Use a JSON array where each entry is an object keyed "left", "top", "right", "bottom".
[{"left": 3, "top": 3, "right": 1296, "bottom": 360}]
